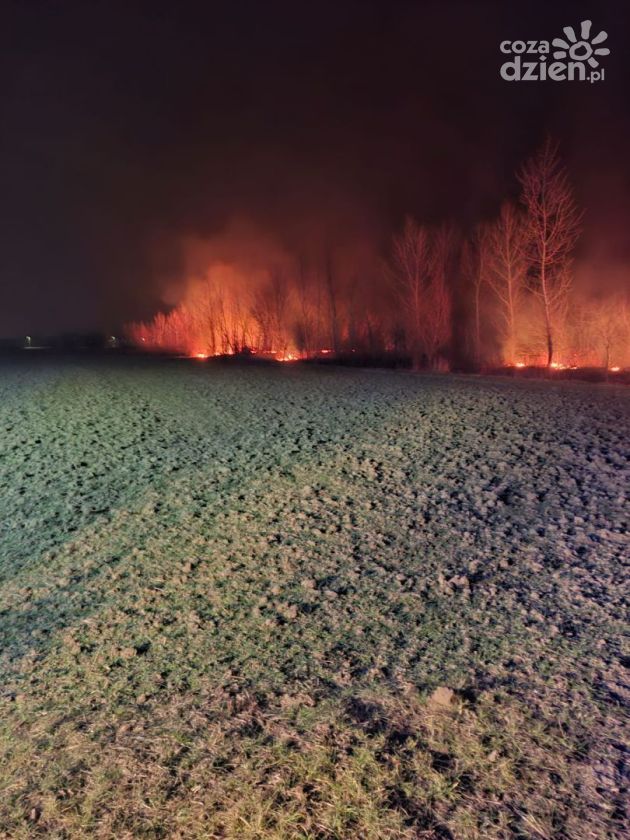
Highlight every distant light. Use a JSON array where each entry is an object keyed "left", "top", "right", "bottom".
[
  {"left": 610, "top": 365, "right": 621, "bottom": 373},
  {"left": 515, "top": 362, "right": 525, "bottom": 368},
  {"left": 193, "top": 352, "right": 208, "bottom": 360}
]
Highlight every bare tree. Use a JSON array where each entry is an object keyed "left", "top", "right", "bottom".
[
  {"left": 252, "top": 269, "right": 290, "bottom": 352},
  {"left": 425, "top": 225, "right": 454, "bottom": 369},
  {"left": 461, "top": 224, "right": 491, "bottom": 366},
  {"left": 293, "top": 255, "right": 315, "bottom": 355},
  {"left": 188, "top": 274, "right": 221, "bottom": 355},
  {"left": 323, "top": 251, "right": 340, "bottom": 353},
  {"left": 389, "top": 217, "right": 431, "bottom": 369},
  {"left": 485, "top": 202, "right": 527, "bottom": 364},
  {"left": 388, "top": 218, "right": 453, "bottom": 369},
  {"left": 588, "top": 295, "right": 630, "bottom": 371},
  {"left": 518, "top": 139, "right": 582, "bottom": 367}
]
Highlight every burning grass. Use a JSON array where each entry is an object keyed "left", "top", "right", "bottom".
[{"left": 0, "top": 359, "right": 628, "bottom": 838}]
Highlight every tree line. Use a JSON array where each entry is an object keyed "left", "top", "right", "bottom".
[{"left": 128, "top": 139, "right": 629, "bottom": 370}]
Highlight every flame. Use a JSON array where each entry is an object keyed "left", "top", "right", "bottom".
[{"left": 124, "top": 256, "right": 630, "bottom": 371}]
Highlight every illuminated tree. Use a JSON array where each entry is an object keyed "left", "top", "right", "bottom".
[
  {"left": 388, "top": 218, "right": 453, "bottom": 369},
  {"left": 252, "top": 268, "right": 290, "bottom": 352},
  {"left": 293, "top": 256, "right": 316, "bottom": 355},
  {"left": 425, "top": 224, "right": 454, "bottom": 369},
  {"left": 588, "top": 295, "right": 630, "bottom": 370},
  {"left": 461, "top": 223, "right": 491, "bottom": 366},
  {"left": 485, "top": 202, "right": 527, "bottom": 364},
  {"left": 324, "top": 251, "right": 340, "bottom": 353},
  {"left": 389, "top": 216, "right": 431, "bottom": 369},
  {"left": 518, "top": 139, "right": 582, "bottom": 367}
]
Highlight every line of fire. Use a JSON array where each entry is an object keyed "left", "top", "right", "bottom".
[{"left": 125, "top": 141, "right": 629, "bottom": 374}]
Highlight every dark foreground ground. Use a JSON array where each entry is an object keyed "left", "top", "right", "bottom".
[{"left": 0, "top": 359, "right": 628, "bottom": 839}]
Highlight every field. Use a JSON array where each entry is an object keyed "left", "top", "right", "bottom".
[{"left": 0, "top": 358, "right": 628, "bottom": 839}]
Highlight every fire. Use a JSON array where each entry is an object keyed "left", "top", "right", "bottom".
[{"left": 123, "top": 250, "right": 630, "bottom": 371}]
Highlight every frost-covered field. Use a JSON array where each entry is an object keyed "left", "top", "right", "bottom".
[{"left": 0, "top": 359, "right": 628, "bottom": 839}]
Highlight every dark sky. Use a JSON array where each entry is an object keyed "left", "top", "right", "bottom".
[{"left": 1, "top": 0, "right": 629, "bottom": 335}]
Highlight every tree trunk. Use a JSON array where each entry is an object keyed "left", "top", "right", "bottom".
[{"left": 545, "top": 314, "right": 553, "bottom": 367}]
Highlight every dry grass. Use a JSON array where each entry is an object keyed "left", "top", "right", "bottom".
[{"left": 1, "top": 679, "right": 626, "bottom": 839}]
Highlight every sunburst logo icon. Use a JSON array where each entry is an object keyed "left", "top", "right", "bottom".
[{"left": 552, "top": 20, "right": 609, "bottom": 68}]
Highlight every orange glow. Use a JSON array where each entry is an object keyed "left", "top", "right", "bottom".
[
  {"left": 126, "top": 267, "right": 307, "bottom": 359},
  {"left": 124, "top": 250, "right": 630, "bottom": 371}
]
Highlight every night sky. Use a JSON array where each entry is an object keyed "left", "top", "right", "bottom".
[{"left": 1, "top": 0, "right": 629, "bottom": 336}]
